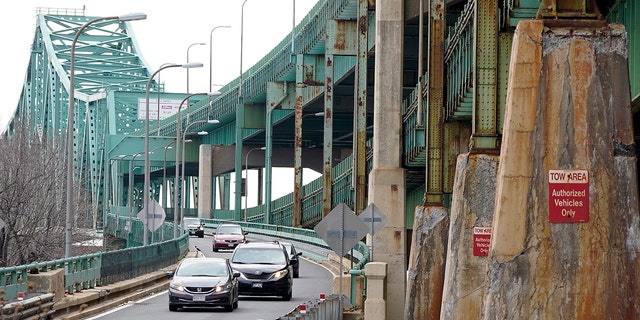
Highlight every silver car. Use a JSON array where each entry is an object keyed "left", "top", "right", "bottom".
[
  {"left": 183, "top": 217, "right": 205, "bottom": 238},
  {"left": 167, "top": 257, "right": 240, "bottom": 312}
]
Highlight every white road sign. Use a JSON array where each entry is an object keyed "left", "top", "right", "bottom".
[{"left": 137, "top": 199, "right": 166, "bottom": 232}]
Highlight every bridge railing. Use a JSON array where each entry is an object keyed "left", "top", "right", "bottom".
[
  {"left": 0, "top": 231, "right": 189, "bottom": 301},
  {"left": 444, "top": 0, "right": 475, "bottom": 121}
]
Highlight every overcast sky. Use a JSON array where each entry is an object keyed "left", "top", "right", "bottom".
[
  {"left": 0, "top": 0, "right": 318, "bottom": 131},
  {"left": 0, "top": 0, "right": 321, "bottom": 205}
]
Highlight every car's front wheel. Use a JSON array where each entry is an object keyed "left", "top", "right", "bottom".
[{"left": 281, "top": 289, "right": 292, "bottom": 301}]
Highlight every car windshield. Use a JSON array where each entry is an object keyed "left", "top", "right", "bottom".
[
  {"left": 217, "top": 225, "right": 242, "bottom": 235},
  {"left": 232, "top": 248, "right": 286, "bottom": 265},
  {"left": 176, "top": 261, "right": 228, "bottom": 277},
  {"left": 184, "top": 218, "right": 200, "bottom": 225}
]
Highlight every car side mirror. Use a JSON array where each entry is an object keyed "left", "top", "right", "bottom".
[
  {"left": 166, "top": 270, "right": 175, "bottom": 278},
  {"left": 233, "top": 272, "right": 241, "bottom": 278},
  {"left": 243, "top": 231, "right": 249, "bottom": 235}
]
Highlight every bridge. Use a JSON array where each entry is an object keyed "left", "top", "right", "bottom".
[{"left": 3, "top": 0, "right": 640, "bottom": 319}]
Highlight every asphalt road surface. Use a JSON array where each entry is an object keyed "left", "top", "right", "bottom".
[{"left": 88, "top": 235, "right": 334, "bottom": 320}]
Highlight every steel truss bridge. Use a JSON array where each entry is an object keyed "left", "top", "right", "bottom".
[{"left": 7, "top": 0, "right": 639, "bottom": 247}]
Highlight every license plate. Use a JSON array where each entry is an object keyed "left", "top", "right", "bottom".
[
  {"left": 193, "top": 294, "right": 206, "bottom": 302},
  {"left": 252, "top": 282, "right": 262, "bottom": 288},
  {"left": 227, "top": 243, "right": 234, "bottom": 247}
]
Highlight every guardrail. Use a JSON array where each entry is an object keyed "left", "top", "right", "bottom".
[
  {"left": 279, "top": 294, "right": 352, "bottom": 320},
  {"left": 0, "top": 233, "right": 189, "bottom": 302},
  {"left": 1, "top": 293, "right": 55, "bottom": 319}
]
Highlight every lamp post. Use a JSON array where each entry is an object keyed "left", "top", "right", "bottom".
[
  {"left": 65, "top": 12, "right": 146, "bottom": 258},
  {"left": 145, "top": 62, "right": 203, "bottom": 246},
  {"left": 187, "top": 43, "right": 206, "bottom": 93},
  {"left": 244, "top": 146, "right": 265, "bottom": 222},
  {"left": 236, "top": 0, "right": 250, "bottom": 220},
  {"left": 210, "top": 25, "right": 231, "bottom": 92},
  {"left": 180, "top": 119, "right": 219, "bottom": 234},
  {"left": 172, "top": 92, "right": 220, "bottom": 238}
]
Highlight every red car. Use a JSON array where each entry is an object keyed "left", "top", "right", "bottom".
[{"left": 212, "top": 223, "right": 247, "bottom": 252}]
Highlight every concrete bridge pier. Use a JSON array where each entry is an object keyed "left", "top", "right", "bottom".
[
  {"left": 404, "top": 205, "right": 449, "bottom": 320},
  {"left": 369, "top": 0, "right": 407, "bottom": 317},
  {"left": 439, "top": 153, "right": 499, "bottom": 319},
  {"left": 483, "top": 20, "right": 640, "bottom": 319}
]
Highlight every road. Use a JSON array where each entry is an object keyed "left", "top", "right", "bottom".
[{"left": 88, "top": 235, "right": 334, "bottom": 320}]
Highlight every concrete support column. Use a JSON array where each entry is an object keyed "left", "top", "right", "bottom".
[
  {"left": 440, "top": 153, "right": 498, "bottom": 320},
  {"left": 198, "top": 145, "right": 213, "bottom": 219},
  {"left": 483, "top": 20, "right": 640, "bottom": 319},
  {"left": 370, "top": 0, "right": 406, "bottom": 317},
  {"left": 405, "top": 206, "right": 448, "bottom": 320},
  {"left": 364, "top": 262, "right": 387, "bottom": 320}
]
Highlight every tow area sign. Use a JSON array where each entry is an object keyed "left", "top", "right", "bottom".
[{"left": 548, "top": 169, "right": 589, "bottom": 223}]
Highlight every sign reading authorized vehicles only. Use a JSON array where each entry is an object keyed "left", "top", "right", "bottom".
[{"left": 548, "top": 169, "right": 589, "bottom": 223}]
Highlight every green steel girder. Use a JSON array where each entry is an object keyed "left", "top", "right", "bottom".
[{"left": 471, "top": 0, "right": 500, "bottom": 152}]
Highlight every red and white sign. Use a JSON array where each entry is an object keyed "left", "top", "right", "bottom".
[
  {"left": 473, "top": 227, "right": 491, "bottom": 257},
  {"left": 548, "top": 169, "right": 589, "bottom": 223}
]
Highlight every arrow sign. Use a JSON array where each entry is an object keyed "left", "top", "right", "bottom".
[
  {"left": 137, "top": 199, "right": 166, "bottom": 232},
  {"left": 314, "top": 203, "right": 369, "bottom": 256}
]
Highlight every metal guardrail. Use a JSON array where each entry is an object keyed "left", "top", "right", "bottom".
[
  {"left": 1, "top": 293, "right": 55, "bottom": 319},
  {"left": 279, "top": 294, "right": 352, "bottom": 320},
  {"left": 0, "top": 230, "right": 189, "bottom": 301}
]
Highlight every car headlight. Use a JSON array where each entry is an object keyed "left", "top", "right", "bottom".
[
  {"left": 215, "top": 282, "right": 232, "bottom": 292},
  {"left": 271, "top": 269, "right": 289, "bottom": 280},
  {"left": 170, "top": 282, "right": 185, "bottom": 292},
  {"left": 199, "top": 226, "right": 204, "bottom": 231}
]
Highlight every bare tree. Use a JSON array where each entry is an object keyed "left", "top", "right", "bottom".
[{"left": 0, "top": 121, "right": 93, "bottom": 266}]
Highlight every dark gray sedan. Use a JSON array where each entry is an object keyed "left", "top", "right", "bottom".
[{"left": 167, "top": 257, "right": 240, "bottom": 312}]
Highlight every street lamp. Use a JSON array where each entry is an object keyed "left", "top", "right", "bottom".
[
  {"left": 179, "top": 119, "right": 220, "bottom": 234},
  {"left": 210, "top": 25, "right": 231, "bottom": 92},
  {"left": 173, "top": 92, "right": 221, "bottom": 238},
  {"left": 65, "top": 12, "right": 146, "bottom": 258},
  {"left": 244, "top": 146, "right": 266, "bottom": 221},
  {"left": 187, "top": 42, "right": 206, "bottom": 93},
  {"left": 145, "top": 62, "right": 203, "bottom": 245},
  {"left": 236, "top": 0, "right": 250, "bottom": 220}
]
